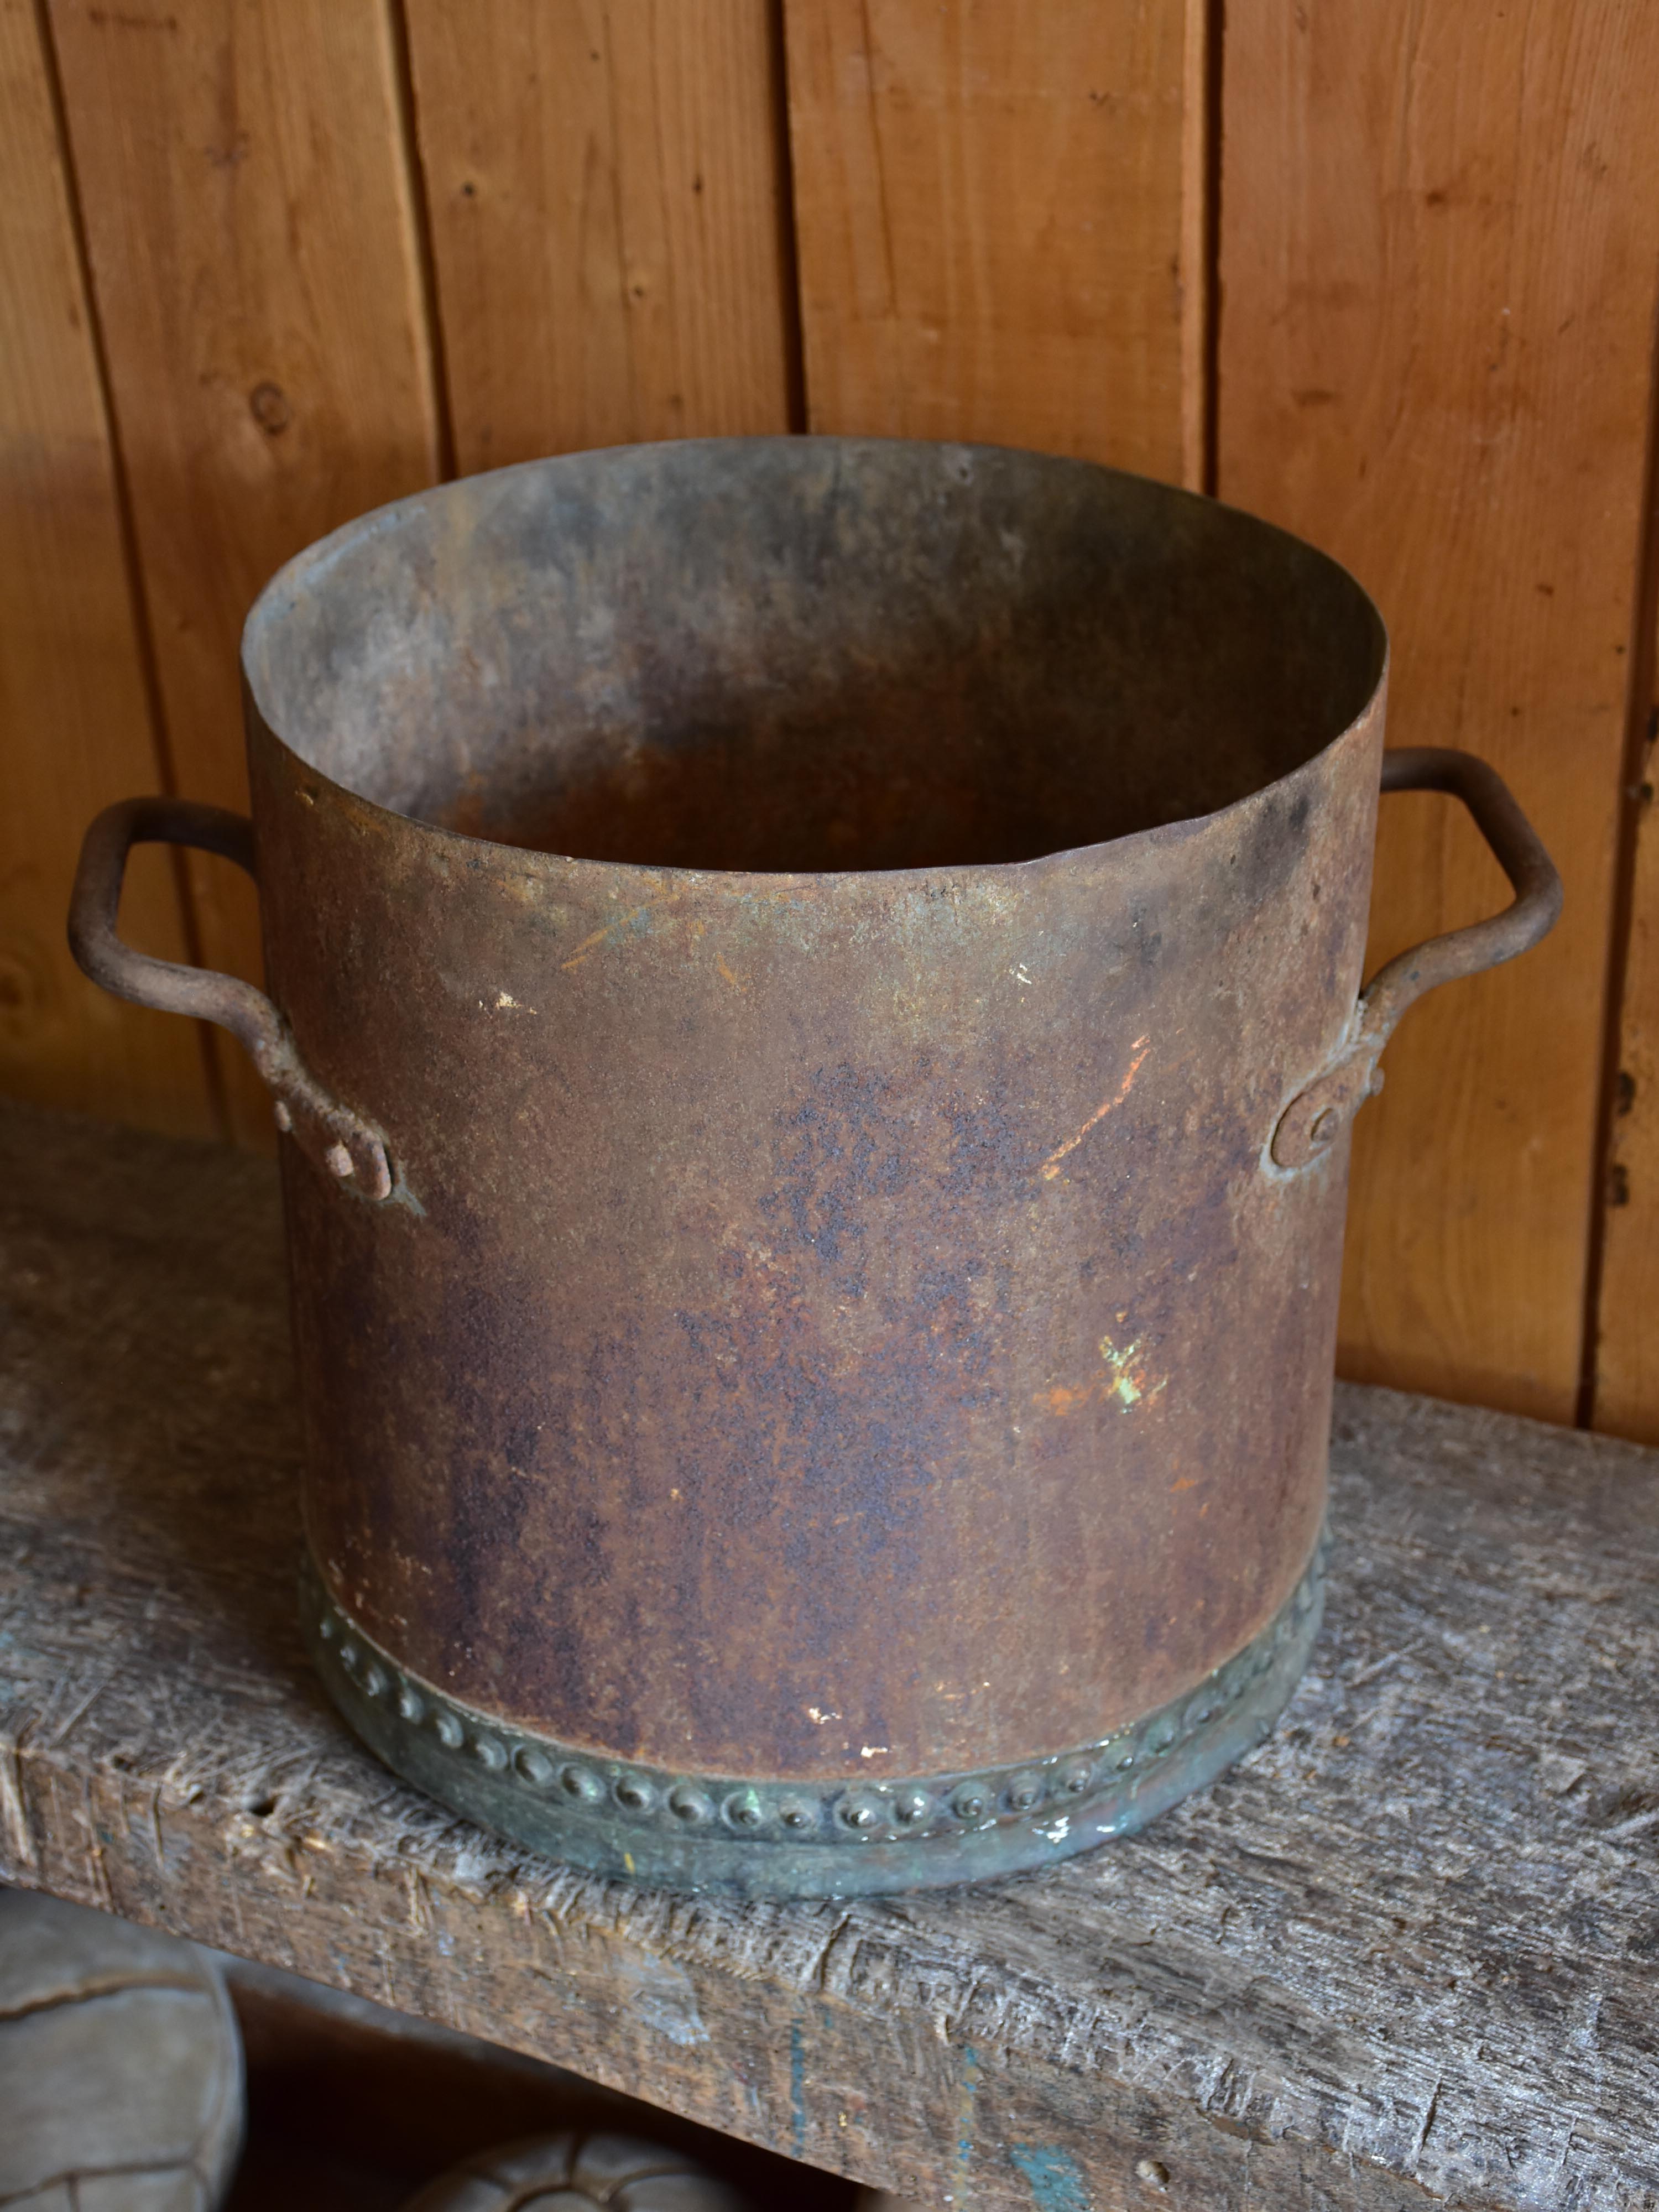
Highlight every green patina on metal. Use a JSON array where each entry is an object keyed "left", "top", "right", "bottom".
[{"left": 301, "top": 1532, "right": 1327, "bottom": 1897}]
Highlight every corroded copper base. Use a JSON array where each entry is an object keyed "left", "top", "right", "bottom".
[{"left": 302, "top": 1535, "right": 1326, "bottom": 1897}]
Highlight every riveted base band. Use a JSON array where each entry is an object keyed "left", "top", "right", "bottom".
[{"left": 301, "top": 1536, "right": 1326, "bottom": 1897}]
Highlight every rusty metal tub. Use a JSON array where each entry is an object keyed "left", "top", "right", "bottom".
[{"left": 69, "top": 439, "right": 1561, "bottom": 1895}]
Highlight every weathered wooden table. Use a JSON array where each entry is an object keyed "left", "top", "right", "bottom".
[{"left": 1, "top": 1102, "right": 1654, "bottom": 2211}]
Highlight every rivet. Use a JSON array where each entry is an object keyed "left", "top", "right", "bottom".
[
  {"left": 515, "top": 1746, "right": 556, "bottom": 1789},
  {"left": 397, "top": 1686, "right": 425, "bottom": 1724},
  {"left": 724, "top": 1789, "right": 765, "bottom": 1830},
  {"left": 561, "top": 1764, "right": 603, "bottom": 1804},
  {"left": 951, "top": 1786, "right": 988, "bottom": 1822},
  {"left": 1144, "top": 1717, "right": 1177, "bottom": 1756},
  {"left": 1007, "top": 1771, "right": 1044, "bottom": 1813},
  {"left": 432, "top": 1710, "right": 464, "bottom": 1750},
  {"left": 360, "top": 1662, "right": 388, "bottom": 1700},
  {"left": 777, "top": 1796, "right": 816, "bottom": 1831},
  {"left": 337, "top": 1641, "right": 359, "bottom": 1674},
  {"left": 471, "top": 1733, "right": 507, "bottom": 1771},
  {"left": 1060, "top": 1759, "right": 1094, "bottom": 1796},
  {"left": 615, "top": 1776, "right": 656, "bottom": 1814},
  {"left": 839, "top": 1792, "right": 884, "bottom": 1832},
  {"left": 325, "top": 1141, "right": 354, "bottom": 1180},
  {"left": 668, "top": 1784, "right": 714, "bottom": 1825},
  {"left": 893, "top": 1787, "right": 932, "bottom": 1825},
  {"left": 273, "top": 1100, "right": 293, "bottom": 1134},
  {"left": 316, "top": 1614, "right": 336, "bottom": 1642}
]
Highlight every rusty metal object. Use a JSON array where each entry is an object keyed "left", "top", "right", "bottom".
[
  {"left": 69, "top": 797, "right": 393, "bottom": 1197},
  {"left": 67, "top": 438, "right": 1561, "bottom": 1895},
  {"left": 302, "top": 1536, "right": 1327, "bottom": 1895},
  {"left": 1270, "top": 748, "right": 1563, "bottom": 1169}
]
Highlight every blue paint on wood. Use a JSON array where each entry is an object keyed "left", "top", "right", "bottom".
[
  {"left": 957, "top": 2041, "right": 980, "bottom": 2190},
  {"left": 1010, "top": 2143, "right": 1092, "bottom": 2212},
  {"left": 790, "top": 2018, "right": 806, "bottom": 2158}
]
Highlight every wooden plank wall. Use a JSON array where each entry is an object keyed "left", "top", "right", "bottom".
[
  {"left": 0, "top": 0, "right": 215, "bottom": 1136},
  {"left": 4, "top": 0, "right": 1658, "bottom": 1441},
  {"left": 1218, "top": 6, "right": 1659, "bottom": 1427},
  {"left": 404, "top": 0, "right": 796, "bottom": 472},
  {"left": 1594, "top": 521, "right": 1659, "bottom": 1443},
  {"left": 46, "top": 0, "right": 444, "bottom": 1144},
  {"left": 783, "top": 0, "right": 1208, "bottom": 486}
]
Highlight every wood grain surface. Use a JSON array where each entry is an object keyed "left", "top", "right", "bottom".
[
  {"left": 1594, "top": 599, "right": 1659, "bottom": 1444},
  {"left": 44, "top": 0, "right": 444, "bottom": 1145},
  {"left": 404, "top": 0, "right": 796, "bottom": 474},
  {"left": 0, "top": 0, "right": 215, "bottom": 1140},
  {"left": 1217, "top": 3, "right": 1659, "bottom": 1423},
  {"left": 784, "top": 0, "right": 1207, "bottom": 484},
  {"left": 2, "top": 1102, "right": 1655, "bottom": 2212},
  {"left": 220, "top": 1955, "right": 857, "bottom": 2210}
]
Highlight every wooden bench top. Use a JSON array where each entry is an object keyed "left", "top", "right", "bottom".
[{"left": 1, "top": 1100, "right": 1655, "bottom": 2211}]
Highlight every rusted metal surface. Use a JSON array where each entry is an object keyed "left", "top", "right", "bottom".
[
  {"left": 300, "top": 1537, "right": 1328, "bottom": 1895},
  {"left": 69, "top": 438, "right": 1559, "bottom": 1892},
  {"left": 68, "top": 797, "right": 393, "bottom": 1197},
  {"left": 1270, "top": 747, "right": 1563, "bottom": 1171}
]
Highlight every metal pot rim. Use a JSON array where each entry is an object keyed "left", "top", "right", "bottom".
[{"left": 239, "top": 434, "right": 1390, "bottom": 894}]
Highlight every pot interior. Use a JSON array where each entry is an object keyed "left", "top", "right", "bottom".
[{"left": 243, "top": 439, "right": 1385, "bottom": 874}]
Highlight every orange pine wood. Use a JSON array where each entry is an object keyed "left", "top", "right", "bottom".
[
  {"left": 784, "top": 0, "right": 1207, "bottom": 486},
  {"left": 46, "top": 0, "right": 444, "bottom": 1144},
  {"left": 404, "top": 0, "right": 795, "bottom": 474},
  {"left": 1594, "top": 639, "right": 1659, "bottom": 1443},
  {"left": 1218, "top": 3, "right": 1659, "bottom": 1422},
  {"left": 0, "top": 0, "right": 215, "bottom": 1138}
]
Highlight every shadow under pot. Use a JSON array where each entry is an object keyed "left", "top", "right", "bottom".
[{"left": 69, "top": 437, "right": 1561, "bottom": 1896}]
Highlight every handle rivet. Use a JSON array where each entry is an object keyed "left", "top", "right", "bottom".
[
  {"left": 325, "top": 1141, "right": 354, "bottom": 1179},
  {"left": 273, "top": 1100, "right": 293, "bottom": 1134},
  {"left": 1308, "top": 1107, "right": 1340, "bottom": 1145}
]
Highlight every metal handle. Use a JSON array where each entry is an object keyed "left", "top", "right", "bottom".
[
  {"left": 1271, "top": 747, "right": 1563, "bottom": 1170},
  {"left": 69, "top": 797, "right": 393, "bottom": 1200}
]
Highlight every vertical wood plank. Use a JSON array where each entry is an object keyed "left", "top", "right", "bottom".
[
  {"left": 1593, "top": 614, "right": 1659, "bottom": 1443},
  {"left": 0, "top": 0, "right": 215, "bottom": 1138},
  {"left": 47, "top": 0, "right": 444, "bottom": 1144},
  {"left": 404, "top": 0, "right": 795, "bottom": 474},
  {"left": 784, "top": 0, "right": 1206, "bottom": 484},
  {"left": 1218, "top": 5, "right": 1659, "bottom": 1422}
]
